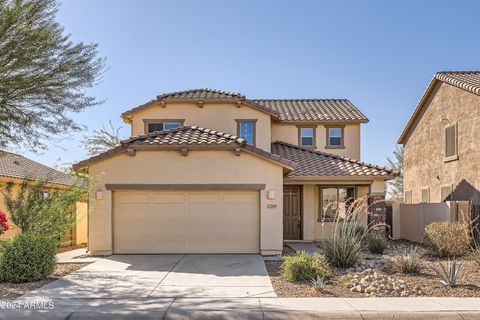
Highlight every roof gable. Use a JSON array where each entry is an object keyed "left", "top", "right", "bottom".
[
  {"left": 73, "top": 126, "right": 296, "bottom": 171},
  {"left": 121, "top": 88, "right": 279, "bottom": 120},
  {"left": 398, "top": 71, "right": 480, "bottom": 144}
]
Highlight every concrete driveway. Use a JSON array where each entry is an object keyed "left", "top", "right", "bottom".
[{"left": 25, "top": 254, "right": 276, "bottom": 299}]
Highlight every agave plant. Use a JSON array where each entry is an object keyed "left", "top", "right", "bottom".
[
  {"left": 431, "top": 258, "right": 463, "bottom": 287},
  {"left": 310, "top": 275, "right": 326, "bottom": 291}
]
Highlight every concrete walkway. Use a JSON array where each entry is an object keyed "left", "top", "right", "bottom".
[
  {"left": 26, "top": 254, "right": 275, "bottom": 299},
  {"left": 285, "top": 241, "right": 323, "bottom": 255},
  {"left": 56, "top": 248, "right": 100, "bottom": 264},
  {"left": 1, "top": 297, "right": 479, "bottom": 319}
]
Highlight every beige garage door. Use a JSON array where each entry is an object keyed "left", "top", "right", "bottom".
[{"left": 113, "top": 190, "right": 260, "bottom": 254}]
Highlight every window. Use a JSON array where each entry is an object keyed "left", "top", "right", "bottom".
[
  {"left": 144, "top": 119, "right": 184, "bottom": 134},
  {"left": 236, "top": 120, "right": 256, "bottom": 145},
  {"left": 42, "top": 190, "right": 49, "bottom": 199},
  {"left": 319, "top": 186, "right": 355, "bottom": 221},
  {"left": 441, "top": 185, "right": 453, "bottom": 202},
  {"left": 298, "top": 127, "right": 316, "bottom": 148},
  {"left": 326, "top": 126, "right": 344, "bottom": 148},
  {"left": 445, "top": 123, "right": 457, "bottom": 160},
  {"left": 404, "top": 190, "right": 412, "bottom": 204},
  {"left": 421, "top": 187, "right": 430, "bottom": 203}
]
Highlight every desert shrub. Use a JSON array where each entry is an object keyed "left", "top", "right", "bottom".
[
  {"left": 425, "top": 222, "right": 470, "bottom": 257},
  {"left": 280, "top": 251, "right": 331, "bottom": 282},
  {"left": 366, "top": 233, "right": 387, "bottom": 254},
  {"left": 0, "top": 233, "right": 58, "bottom": 283},
  {"left": 393, "top": 246, "right": 423, "bottom": 274},
  {"left": 2, "top": 178, "right": 87, "bottom": 239}
]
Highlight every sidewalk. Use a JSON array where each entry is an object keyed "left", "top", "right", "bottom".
[
  {"left": 56, "top": 248, "right": 100, "bottom": 264},
  {"left": 1, "top": 297, "right": 479, "bottom": 319}
]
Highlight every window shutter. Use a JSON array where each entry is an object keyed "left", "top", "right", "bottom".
[
  {"left": 441, "top": 185, "right": 453, "bottom": 202},
  {"left": 445, "top": 124, "right": 457, "bottom": 158},
  {"left": 404, "top": 191, "right": 412, "bottom": 204},
  {"left": 421, "top": 188, "right": 430, "bottom": 203}
]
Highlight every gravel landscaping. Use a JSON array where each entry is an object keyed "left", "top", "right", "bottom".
[
  {"left": 266, "top": 240, "right": 480, "bottom": 298},
  {"left": 0, "top": 263, "right": 89, "bottom": 299}
]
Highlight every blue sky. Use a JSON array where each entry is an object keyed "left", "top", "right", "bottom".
[{"left": 22, "top": 0, "right": 480, "bottom": 169}]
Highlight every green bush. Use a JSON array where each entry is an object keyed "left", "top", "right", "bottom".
[
  {"left": 393, "top": 246, "right": 423, "bottom": 274},
  {"left": 0, "top": 233, "right": 58, "bottom": 283},
  {"left": 280, "top": 251, "right": 332, "bottom": 282},
  {"left": 425, "top": 222, "right": 470, "bottom": 257},
  {"left": 366, "top": 234, "right": 387, "bottom": 254}
]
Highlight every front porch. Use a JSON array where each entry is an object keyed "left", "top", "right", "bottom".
[{"left": 282, "top": 180, "right": 387, "bottom": 241}]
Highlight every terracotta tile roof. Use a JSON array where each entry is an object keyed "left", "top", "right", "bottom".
[
  {"left": 435, "top": 71, "right": 480, "bottom": 96},
  {"left": 121, "top": 88, "right": 367, "bottom": 123},
  {"left": 0, "top": 151, "right": 79, "bottom": 186},
  {"left": 73, "top": 127, "right": 296, "bottom": 171},
  {"left": 271, "top": 142, "right": 396, "bottom": 178},
  {"left": 253, "top": 99, "right": 368, "bottom": 122},
  {"left": 122, "top": 88, "right": 279, "bottom": 119},
  {"left": 398, "top": 71, "right": 480, "bottom": 144},
  {"left": 156, "top": 88, "right": 245, "bottom": 100},
  {"left": 123, "top": 126, "right": 246, "bottom": 146}
]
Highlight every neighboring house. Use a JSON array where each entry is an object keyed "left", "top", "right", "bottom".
[
  {"left": 74, "top": 88, "right": 395, "bottom": 255},
  {"left": 0, "top": 151, "right": 88, "bottom": 245},
  {"left": 398, "top": 71, "right": 480, "bottom": 205}
]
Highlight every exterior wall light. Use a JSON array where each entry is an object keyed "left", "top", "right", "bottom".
[
  {"left": 95, "top": 190, "right": 104, "bottom": 200},
  {"left": 267, "top": 190, "right": 276, "bottom": 200}
]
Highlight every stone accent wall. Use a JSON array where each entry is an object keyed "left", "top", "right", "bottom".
[{"left": 403, "top": 82, "right": 480, "bottom": 204}]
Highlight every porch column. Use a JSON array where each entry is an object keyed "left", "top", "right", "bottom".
[{"left": 302, "top": 184, "right": 315, "bottom": 241}]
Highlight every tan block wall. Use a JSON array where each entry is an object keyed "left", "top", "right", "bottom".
[
  {"left": 403, "top": 82, "right": 480, "bottom": 204},
  {"left": 75, "top": 201, "right": 88, "bottom": 245},
  {"left": 87, "top": 149, "right": 284, "bottom": 255},
  {"left": 130, "top": 102, "right": 272, "bottom": 151},
  {"left": 271, "top": 123, "right": 361, "bottom": 160}
]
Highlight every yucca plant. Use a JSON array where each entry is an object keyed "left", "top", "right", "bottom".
[
  {"left": 323, "top": 197, "right": 370, "bottom": 268},
  {"left": 394, "top": 246, "right": 424, "bottom": 274},
  {"left": 431, "top": 258, "right": 463, "bottom": 287}
]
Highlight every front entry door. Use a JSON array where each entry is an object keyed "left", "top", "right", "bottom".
[{"left": 283, "top": 185, "right": 302, "bottom": 240}]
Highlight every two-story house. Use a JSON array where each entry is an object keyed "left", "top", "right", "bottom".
[
  {"left": 74, "top": 88, "right": 395, "bottom": 255},
  {"left": 398, "top": 71, "right": 480, "bottom": 205}
]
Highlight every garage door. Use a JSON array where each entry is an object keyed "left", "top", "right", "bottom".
[{"left": 113, "top": 190, "right": 260, "bottom": 254}]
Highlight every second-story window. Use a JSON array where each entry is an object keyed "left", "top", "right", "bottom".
[
  {"left": 236, "top": 120, "right": 256, "bottom": 145},
  {"left": 445, "top": 123, "right": 458, "bottom": 161},
  {"left": 298, "top": 127, "right": 316, "bottom": 148},
  {"left": 144, "top": 119, "right": 184, "bottom": 134},
  {"left": 326, "top": 127, "right": 344, "bottom": 148}
]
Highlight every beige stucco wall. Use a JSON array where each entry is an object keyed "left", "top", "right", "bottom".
[
  {"left": 271, "top": 123, "right": 361, "bottom": 159},
  {"left": 403, "top": 82, "right": 480, "bottom": 204},
  {"left": 129, "top": 102, "right": 272, "bottom": 152},
  {"left": 295, "top": 181, "right": 385, "bottom": 240},
  {"left": 87, "top": 149, "right": 284, "bottom": 255}
]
